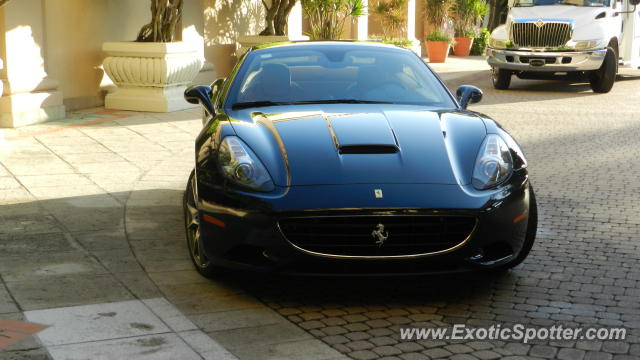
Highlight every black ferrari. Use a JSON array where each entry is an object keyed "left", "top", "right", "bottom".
[{"left": 183, "top": 41, "right": 537, "bottom": 277}]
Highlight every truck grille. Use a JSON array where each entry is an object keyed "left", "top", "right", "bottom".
[
  {"left": 279, "top": 216, "right": 477, "bottom": 257},
  {"left": 510, "top": 21, "right": 572, "bottom": 48}
]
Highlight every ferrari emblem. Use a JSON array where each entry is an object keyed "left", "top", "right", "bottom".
[
  {"left": 374, "top": 189, "right": 383, "bottom": 199},
  {"left": 535, "top": 19, "right": 544, "bottom": 28},
  {"left": 371, "top": 223, "right": 389, "bottom": 247}
]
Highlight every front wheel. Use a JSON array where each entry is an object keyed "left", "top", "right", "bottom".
[
  {"left": 492, "top": 67, "right": 512, "bottom": 90},
  {"left": 184, "top": 170, "right": 221, "bottom": 278},
  {"left": 589, "top": 47, "right": 616, "bottom": 93}
]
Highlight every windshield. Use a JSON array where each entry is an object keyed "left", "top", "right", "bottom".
[
  {"left": 225, "top": 44, "right": 456, "bottom": 109},
  {"left": 515, "top": 0, "right": 607, "bottom": 6}
]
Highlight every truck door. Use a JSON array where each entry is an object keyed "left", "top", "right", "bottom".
[{"left": 620, "top": 0, "right": 640, "bottom": 68}]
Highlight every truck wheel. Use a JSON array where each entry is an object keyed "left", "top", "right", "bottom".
[
  {"left": 492, "top": 67, "right": 512, "bottom": 90},
  {"left": 589, "top": 47, "right": 616, "bottom": 93}
]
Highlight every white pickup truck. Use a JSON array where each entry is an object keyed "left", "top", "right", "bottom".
[{"left": 487, "top": 0, "right": 640, "bottom": 92}]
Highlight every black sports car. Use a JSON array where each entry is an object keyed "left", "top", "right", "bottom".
[{"left": 183, "top": 41, "right": 537, "bottom": 277}]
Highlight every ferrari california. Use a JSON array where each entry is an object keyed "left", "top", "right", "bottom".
[{"left": 183, "top": 41, "right": 537, "bottom": 277}]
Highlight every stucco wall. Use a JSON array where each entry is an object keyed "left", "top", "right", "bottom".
[
  {"left": 41, "top": 0, "right": 209, "bottom": 111},
  {"left": 203, "top": 0, "right": 264, "bottom": 78},
  {"left": 2, "top": 1, "right": 424, "bottom": 114}
]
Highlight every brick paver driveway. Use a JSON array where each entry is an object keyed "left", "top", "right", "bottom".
[
  {"left": 1, "top": 69, "right": 639, "bottom": 359},
  {"left": 242, "top": 72, "right": 640, "bottom": 360}
]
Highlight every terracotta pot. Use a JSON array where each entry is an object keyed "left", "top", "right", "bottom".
[
  {"left": 453, "top": 37, "right": 474, "bottom": 57},
  {"left": 426, "top": 41, "right": 451, "bottom": 63}
]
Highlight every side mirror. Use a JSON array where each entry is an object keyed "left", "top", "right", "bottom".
[
  {"left": 630, "top": 0, "right": 639, "bottom": 5},
  {"left": 184, "top": 85, "right": 214, "bottom": 116},
  {"left": 456, "top": 85, "right": 483, "bottom": 109}
]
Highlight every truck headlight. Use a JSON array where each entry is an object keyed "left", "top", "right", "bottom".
[
  {"left": 472, "top": 135, "right": 513, "bottom": 190},
  {"left": 489, "top": 38, "right": 510, "bottom": 50},
  {"left": 572, "top": 40, "right": 601, "bottom": 51},
  {"left": 218, "top": 136, "right": 275, "bottom": 192}
]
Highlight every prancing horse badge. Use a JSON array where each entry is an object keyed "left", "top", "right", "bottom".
[{"left": 374, "top": 189, "right": 383, "bottom": 198}]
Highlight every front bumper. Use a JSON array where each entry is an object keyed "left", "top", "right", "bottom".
[
  {"left": 193, "top": 172, "right": 532, "bottom": 276},
  {"left": 487, "top": 48, "right": 606, "bottom": 72}
]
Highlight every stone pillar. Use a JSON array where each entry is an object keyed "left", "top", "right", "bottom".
[
  {"left": 287, "top": 1, "right": 305, "bottom": 40},
  {"left": 406, "top": 0, "right": 421, "bottom": 54},
  {"left": 356, "top": 0, "right": 368, "bottom": 40},
  {"left": 0, "top": 0, "right": 65, "bottom": 128}
]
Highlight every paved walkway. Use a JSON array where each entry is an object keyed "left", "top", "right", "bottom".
[
  {"left": 3, "top": 56, "right": 640, "bottom": 360},
  {"left": 0, "top": 109, "right": 347, "bottom": 359}
]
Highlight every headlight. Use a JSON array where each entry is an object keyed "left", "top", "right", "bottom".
[
  {"left": 472, "top": 135, "right": 513, "bottom": 190},
  {"left": 571, "top": 40, "right": 601, "bottom": 51},
  {"left": 489, "top": 38, "right": 510, "bottom": 49},
  {"left": 218, "top": 136, "right": 275, "bottom": 192}
]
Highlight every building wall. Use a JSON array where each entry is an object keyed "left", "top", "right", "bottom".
[
  {"left": 203, "top": 0, "right": 265, "bottom": 79},
  {"left": 2, "top": 0, "right": 426, "bottom": 115}
]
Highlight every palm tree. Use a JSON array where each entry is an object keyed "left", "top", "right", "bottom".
[{"left": 302, "top": 0, "right": 366, "bottom": 40}]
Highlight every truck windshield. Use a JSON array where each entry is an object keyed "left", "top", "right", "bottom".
[{"left": 515, "top": 0, "right": 607, "bottom": 6}]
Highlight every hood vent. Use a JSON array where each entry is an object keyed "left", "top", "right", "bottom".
[{"left": 338, "top": 144, "right": 399, "bottom": 154}]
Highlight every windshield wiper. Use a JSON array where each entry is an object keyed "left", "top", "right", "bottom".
[
  {"left": 231, "top": 101, "right": 292, "bottom": 110},
  {"left": 292, "top": 99, "right": 394, "bottom": 105}
]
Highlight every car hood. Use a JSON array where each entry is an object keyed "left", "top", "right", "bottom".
[{"left": 226, "top": 104, "right": 487, "bottom": 187}]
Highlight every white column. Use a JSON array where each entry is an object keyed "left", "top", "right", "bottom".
[
  {"left": 356, "top": 0, "right": 369, "bottom": 40},
  {"left": 406, "top": 0, "right": 421, "bottom": 54},
  {"left": 287, "top": 1, "right": 306, "bottom": 40},
  {"left": 0, "top": 0, "right": 65, "bottom": 128}
]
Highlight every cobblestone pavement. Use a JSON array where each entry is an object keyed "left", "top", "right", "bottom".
[
  {"left": 1, "top": 68, "right": 639, "bottom": 359},
  {"left": 236, "top": 71, "right": 640, "bottom": 360}
]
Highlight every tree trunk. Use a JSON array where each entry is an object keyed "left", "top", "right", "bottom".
[
  {"left": 487, "top": 0, "right": 507, "bottom": 31},
  {"left": 261, "top": 0, "right": 297, "bottom": 36},
  {"left": 260, "top": 0, "right": 279, "bottom": 35}
]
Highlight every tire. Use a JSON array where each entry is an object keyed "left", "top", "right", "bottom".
[
  {"left": 492, "top": 67, "right": 512, "bottom": 90},
  {"left": 183, "top": 170, "right": 221, "bottom": 278},
  {"left": 589, "top": 47, "right": 616, "bottom": 93},
  {"left": 493, "top": 186, "right": 538, "bottom": 272}
]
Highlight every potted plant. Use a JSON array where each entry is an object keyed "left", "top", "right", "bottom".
[
  {"left": 423, "top": 0, "right": 453, "bottom": 61},
  {"left": 237, "top": 1, "right": 308, "bottom": 55},
  {"left": 452, "top": 0, "right": 487, "bottom": 57},
  {"left": 302, "top": 0, "right": 366, "bottom": 40},
  {"left": 425, "top": 30, "right": 453, "bottom": 63},
  {"left": 102, "top": 0, "right": 204, "bottom": 112}
]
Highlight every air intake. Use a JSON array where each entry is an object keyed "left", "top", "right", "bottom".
[{"left": 338, "top": 145, "right": 399, "bottom": 154}]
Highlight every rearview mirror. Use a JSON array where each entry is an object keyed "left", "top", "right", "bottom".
[
  {"left": 456, "top": 85, "right": 483, "bottom": 109},
  {"left": 184, "top": 85, "right": 214, "bottom": 116}
]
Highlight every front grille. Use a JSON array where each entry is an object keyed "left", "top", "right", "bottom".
[
  {"left": 510, "top": 21, "right": 572, "bottom": 48},
  {"left": 279, "top": 216, "right": 477, "bottom": 257}
]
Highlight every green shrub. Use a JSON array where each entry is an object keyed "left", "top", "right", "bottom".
[
  {"left": 371, "top": 36, "right": 413, "bottom": 48},
  {"left": 471, "top": 27, "right": 490, "bottom": 55},
  {"left": 425, "top": 30, "right": 453, "bottom": 43}
]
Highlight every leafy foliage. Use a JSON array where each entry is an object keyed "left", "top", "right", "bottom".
[
  {"left": 425, "top": 29, "right": 453, "bottom": 43},
  {"left": 423, "top": 0, "right": 453, "bottom": 30},
  {"left": 470, "top": 27, "right": 490, "bottom": 55},
  {"left": 371, "top": 0, "right": 407, "bottom": 40},
  {"left": 370, "top": 36, "right": 413, "bottom": 48},
  {"left": 0, "top": 0, "right": 13, "bottom": 7},
  {"left": 302, "top": 0, "right": 366, "bottom": 40},
  {"left": 260, "top": 0, "right": 298, "bottom": 36},
  {"left": 136, "top": 0, "right": 183, "bottom": 42},
  {"left": 452, "top": 0, "right": 487, "bottom": 37}
]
